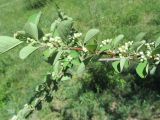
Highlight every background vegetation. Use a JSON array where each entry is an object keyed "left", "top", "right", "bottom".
[{"left": 0, "top": 0, "right": 160, "bottom": 119}]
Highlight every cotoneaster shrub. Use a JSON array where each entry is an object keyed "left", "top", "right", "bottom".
[{"left": 0, "top": 8, "right": 160, "bottom": 120}]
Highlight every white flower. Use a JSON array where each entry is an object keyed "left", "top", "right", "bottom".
[
  {"left": 140, "top": 59, "right": 144, "bottom": 62},
  {"left": 49, "top": 37, "right": 55, "bottom": 42},
  {"left": 13, "top": 33, "right": 18, "bottom": 38},
  {"left": 154, "top": 57, "right": 160, "bottom": 61},
  {"left": 74, "top": 33, "right": 82, "bottom": 38},
  {"left": 100, "top": 44, "right": 103, "bottom": 47},
  {"left": 24, "top": 104, "right": 29, "bottom": 107},
  {"left": 128, "top": 41, "right": 133, "bottom": 45},
  {"left": 47, "top": 43, "right": 53, "bottom": 47},
  {"left": 106, "top": 39, "right": 112, "bottom": 43},
  {"left": 45, "top": 33, "right": 52, "bottom": 37},
  {"left": 55, "top": 36, "right": 61, "bottom": 41},
  {"left": 101, "top": 40, "right": 107, "bottom": 45},
  {"left": 82, "top": 47, "right": 88, "bottom": 52},
  {"left": 150, "top": 42, "right": 155, "bottom": 45},
  {"left": 67, "top": 55, "right": 73, "bottom": 61},
  {"left": 139, "top": 51, "right": 144, "bottom": 55},
  {"left": 43, "top": 37, "right": 48, "bottom": 41},
  {"left": 118, "top": 47, "right": 122, "bottom": 52}
]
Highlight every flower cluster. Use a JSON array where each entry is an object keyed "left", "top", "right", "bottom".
[
  {"left": 67, "top": 55, "right": 73, "bottom": 61},
  {"left": 100, "top": 39, "right": 112, "bottom": 47},
  {"left": 118, "top": 41, "right": 133, "bottom": 53},
  {"left": 154, "top": 54, "right": 160, "bottom": 61},
  {"left": 138, "top": 51, "right": 147, "bottom": 62},
  {"left": 145, "top": 42, "right": 154, "bottom": 50},
  {"left": 26, "top": 37, "right": 36, "bottom": 43},
  {"left": 82, "top": 46, "right": 88, "bottom": 52},
  {"left": 42, "top": 33, "right": 63, "bottom": 48}
]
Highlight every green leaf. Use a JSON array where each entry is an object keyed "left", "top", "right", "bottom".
[
  {"left": 135, "top": 32, "right": 146, "bottom": 41},
  {"left": 77, "top": 62, "right": 85, "bottom": 75},
  {"left": 86, "top": 44, "right": 97, "bottom": 53},
  {"left": 155, "top": 36, "right": 160, "bottom": 47},
  {"left": 99, "top": 45, "right": 111, "bottom": 52},
  {"left": 19, "top": 45, "right": 40, "bottom": 59},
  {"left": 57, "top": 19, "right": 73, "bottom": 40},
  {"left": 27, "top": 11, "right": 42, "bottom": 25},
  {"left": 146, "top": 63, "right": 149, "bottom": 74},
  {"left": 136, "top": 61, "right": 148, "bottom": 78},
  {"left": 61, "top": 76, "right": 70, "bottom": 81},
  {"left": 130, "top": 40, "right": 146, "bottom": 51},
  {"left": 120, "top": 58, "right": 126, "bottom": 72},
  {"left": 0, "top": 36, "right": 22, "bottom": 54},
  {"left": 24, "top": 22, "right": 38, "bottom": 40},
  {"left": 53, "top": 61, "right": 61, "bottom": 74},
  {"left": 53, "top": 50, "right": 63, "bottom": 65},
  {"left": 72, "top": 58, "right": 80, "bottom": 65},
  {"left": 150, "top": 66, "right": 157, "bottom": 75},
  {"left": 43, "top": 48, "right": 56, "bottom": 60},
  {"left": 84, "top": 29, "right": 99, "bottom": 44},
  {"left": 112, "top": 61, "right": 120, "bottom": 73},
  {"left": 70, "top": 50, "right": 79, "bottom": 58},
  {"left": 50, "top": 20, "right": 59, "bottom": 32},
  {"left": 112, "top": 34, "right": 124, "bottom": 47}
]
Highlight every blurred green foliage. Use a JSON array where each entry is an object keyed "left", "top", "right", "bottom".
[{"left": 24, "top": 0, "right": 53, "bottom": 9}]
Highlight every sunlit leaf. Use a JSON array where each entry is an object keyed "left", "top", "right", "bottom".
[
  {"left": 136, "top": 61, "right": 148, "bottom": 78},
  {"left": 112, "top": 61, "right": 120, "bottom": 73},
  {"left": 120, "top": 58, "right": 126, "bottom": 72},
  {"left": 150, "top": 66, "right": 157, "bottom": 75}
]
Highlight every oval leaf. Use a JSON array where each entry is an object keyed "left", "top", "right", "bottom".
[
  {"left": 19, "top": 45, "right": 40, "bottom": 59},
  {"left": 112, "top": 34, "right": 124, "bottom": 47},
  {"left": 84, "top": 29, "right": 99, "bottom": 44},
  {"left": 112, "top": 61, "right": 120, "bottom": 73},
  {"left": 120, "top": 58, "right": 126, "bottom": 72},
  {"left": 77, "top": 62, "right": 85, "bottom": 75},
  {"left": 57, "top": 19, "right": 73, "bottom": 40},
  {"left": 28, "top": 11, "right": 42, "bottom": 25},
  {"left": 0, "top": 36, "right": 22, "bottom": 54},
  {"left": 135, "top": 32, "right": 146, "bottom": 41},
  {"left": 24, "top": 22, "right": 38, "bottom": 40},
  {"left": 53, "top": 50, "right": 63, "bottom": 65},
  {"left": 136, "top": 61, "right": 148, "bottom": 78}
]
